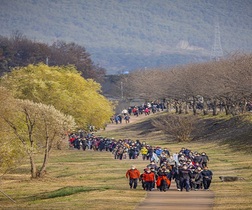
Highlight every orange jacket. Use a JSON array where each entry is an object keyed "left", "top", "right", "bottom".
[
  {"left": 156, "top": 176, "right": 171, "bottom": 187},
  {"left": 126, "top": 169, "right": 140, "bottom": 179},
  {"left": 143, "top": 172, "right": 155, "bottom": 182}
]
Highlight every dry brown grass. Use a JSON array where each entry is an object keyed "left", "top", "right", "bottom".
[
  {"left": 98, "top": 113, "right": 252, "bottom": 210},
  {"left": 0, "top": 112, "right": 252, "bottom": 209},
  {"left": 0, "top": 149, "right": 147, "bottom": 209}
]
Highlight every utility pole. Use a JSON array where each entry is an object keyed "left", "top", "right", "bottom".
[
  {"left": 211, "top": 20, "right": 223, "bottom": 61},
  {"left": 120, "top": 81, "right": 123, "bottom": 99}
]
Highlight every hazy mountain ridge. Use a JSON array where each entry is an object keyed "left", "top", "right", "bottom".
[{"left": 1, "top": 0, "right": 252, "bottom": 74}]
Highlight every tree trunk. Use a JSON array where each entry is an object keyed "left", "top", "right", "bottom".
[
  {"left": 175, "top": 102, "right": 179, "bottom": 113},
  {"left": 38, "top": 147, "right": 49, "bottom": 178},
  {"left": 178, "top": 102, "right": 183, "bottom": 114},
  {"left": 185, "top": 102, "right": 189, "bottom": 114},
  {"left": 166, "top": 102, "right": 169, "bottom": 112},
  {"left": 242, "top": 99, "right": 247, "bottom": 114},
  {"left": 224, "top": 99, "right": 231, "bottom": 115},
  {"left": 38, "top": 126, "right": 50, "bottom": 178},
  {"left": 192, "top": 97, "right": 197, "bottom": 115},
  {"left": 29, "top": 153, "right": 37, "bottom": 178},
  {"left": 212, "top": 100, "right": 217, "bottom": 116},
  {"left": 202, "top": 101, "right": 208, "bottom": 115}
]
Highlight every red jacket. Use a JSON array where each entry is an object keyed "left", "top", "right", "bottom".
[
  {"left": 143, "top": 172, "right": 155, "bottom": 182},
  {"left": 126, "top": 169, "right": 140, "bottom": 179},
  {"left": 156, "top": 176, "right": 171, "bottom": 187}
]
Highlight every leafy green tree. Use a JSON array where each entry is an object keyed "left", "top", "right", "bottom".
[
  {"left": 0, "top": 87, "right": 25, "bottom": 176},
  {"left": 0, "top": 63, "right": 113, "bottom": 130}
]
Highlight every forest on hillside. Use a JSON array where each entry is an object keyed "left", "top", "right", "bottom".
[
  {"left": 0, "top": 33, "right": 106, "bottom": 82},
  {"left": 1, "top": 0, "right": 252, "bottom": 73}
]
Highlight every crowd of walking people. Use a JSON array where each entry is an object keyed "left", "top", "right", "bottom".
[
  {"left": 68, "top": 100, "right": 214, "bottom": 193},
  {"left": 69, "top": 133, "right": 213, "bottom": 193},
  {"left": 110, "top": 101, "right": 166, "bottom": 124},
  {"left": 124, "top": 142, "right": 213, "bottom": 192}
]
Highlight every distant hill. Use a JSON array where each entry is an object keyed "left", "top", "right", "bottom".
[{"left": 1, "top": 0, "right": 252, "bottom": 74}]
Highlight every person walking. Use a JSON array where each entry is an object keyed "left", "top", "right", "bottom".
[
  {"left": 156, "top": 167, "right": 171, "bottom": 192},
  {"left": 126, "top": 165, "right": 140, "bottom": 189},
  {"left": 171, "top": 165, "right": 181, "bottom": 191},
  {"left": 124, "top": 115, "right": 130, "bottom": 123},
  {"left": 140, "top": 168, "right": 147, "bottom": 190},
  {"left": 143, "top": 168, "right": 155, "bottom": 191},
  {"left": 140, "top": 146, "right": 148, "bottom": 160},
  {"left": 201, "top": 166, "right": 213, "bottom": 190},
  {"left": 179, "top": 165, "right": 192, "bottom": 192},
  {"left": 201, "top": 152, "right": 209, "bottom": 168},
  {"left": 190, "top": 167, "right": 203, "bottom": 190}
]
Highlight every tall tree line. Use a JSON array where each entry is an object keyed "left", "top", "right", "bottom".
[
  {"left": 0, "top": 32, "right": 106, "bottom": 82},
  {"left": 122, "top": 54, "right": 252, "bottom": 116}
]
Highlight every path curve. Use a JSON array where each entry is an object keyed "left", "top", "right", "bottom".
[
  {"left": 99, "top": 112, "right": 215, "bottom": 210},
  {"left": 103, "top": 112, "right": 160, "bottom": 132}
]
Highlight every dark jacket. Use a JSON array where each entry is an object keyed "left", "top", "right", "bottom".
[
  {"left": 179, "top": 168, "right": 191, "bottom": 180},
  {"left": 201, "top": 169, "right": 213, "bottom": 180}
]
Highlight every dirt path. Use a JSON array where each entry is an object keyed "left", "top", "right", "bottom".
[
  {"left": 100, "top": 112, "right": 215, "bottom": 210},
  {"left": 136, "top": 183, "right": 214, "bottom": 210},
  {"left": 104, "top": 112, "right": 159, "bottom": 132}
]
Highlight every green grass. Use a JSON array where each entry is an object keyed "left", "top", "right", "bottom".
[{"left": 38, "top": 186, "right": 110, "bottom": 199}]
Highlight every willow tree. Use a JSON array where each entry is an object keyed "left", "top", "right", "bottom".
[
  {"left": 0, "top": 87, "right": 76, "bottom": 178},
  {"left": 0, "top": 63, "right": 114, "bottom": 130}
]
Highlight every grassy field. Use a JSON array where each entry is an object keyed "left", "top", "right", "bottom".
[
  {"left": 0, "top": 113, "right": 252, "bottom": 209},
  {"left": 102, "top": 113, "right": 252, "bottom": 210},
  {"left": 0, "top": 149, "right": 147, "bottom": 210}
]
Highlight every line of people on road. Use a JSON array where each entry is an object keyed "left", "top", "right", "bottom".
[
  {"left": 125, "top": 146, "right": 213, "bottom": 192},
  {"left": 110, "top": 101, "right": 166, "bottom": 125},
  {"left": 68, "top": 133, "right": 213, "bottom": 192}
]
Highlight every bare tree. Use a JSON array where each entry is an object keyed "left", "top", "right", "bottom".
[
  {"left": 49, "top": 41, "right": 106, "bottom": 82},
  {"left": 124, "top": 68, "right": 166, "bottom": 101},
  {"left": 152, "top": 114, "right": 197, "bottom": 142},
  {"left": 119, "top": 53, "right": 252, "bottom": 117}
]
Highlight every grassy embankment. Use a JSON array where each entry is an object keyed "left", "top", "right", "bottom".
[{"left": 0, "top": 112, "right": 251, "bottom": 209}]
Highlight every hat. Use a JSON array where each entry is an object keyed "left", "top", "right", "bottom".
[
  {"left": 196, "top": 167, "right": 202, "bottom": 172},
  {"left": 131, "top": 165, "right": 136, "bottom": 169}
]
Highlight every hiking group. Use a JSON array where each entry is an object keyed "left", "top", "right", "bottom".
[
  {"left": 125, "top": 145, "right": 213, "bottom": 192},
  {"left": 69, "top": 132, "right": 213, "bottom": 192},
  {"left": 110, "top": 101, "right": 165, "bottom": 125}
]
